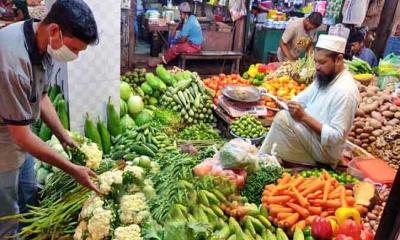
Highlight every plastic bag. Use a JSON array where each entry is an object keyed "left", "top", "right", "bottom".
[
  {"left": 342, "top": 0, "right": 368, "bottom": 25},
  {"left": 258, "top": 143, "right": 281, "bottom": 168},
  {"left": 218, "top": 138, "right": 259, "bottom": 172},
  {"left": 193, "top": 157, "right": 247, "bottom": 187},
  {"left": 328, "top": 24, "right": 350, "bottom": 40},
  {"left": 229, "top": 0, "right": 247, "bottom": 22}
]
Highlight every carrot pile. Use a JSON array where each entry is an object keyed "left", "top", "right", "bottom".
[{"left": 262, "top": 171, "right": 367, "bottom": 231}]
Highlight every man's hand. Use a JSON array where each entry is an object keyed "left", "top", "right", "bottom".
[
  {"left": 60, "top": 132, "right": 78, "bottom": 152},
  {"left": 70, "top": 165, "right": 100, "bottom": 194},
  {"left": 288, "top": 101, "right": 306, "bottom": 121}
]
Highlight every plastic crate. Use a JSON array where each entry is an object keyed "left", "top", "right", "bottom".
[{"left": 384, "top": 36, "right": 400, "bottom": 57}]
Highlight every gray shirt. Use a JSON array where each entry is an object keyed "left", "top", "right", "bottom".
[{"left": 0, "top": 19, "right": 52, "bottom": 172}]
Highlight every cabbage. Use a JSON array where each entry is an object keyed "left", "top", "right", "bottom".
[
  {"left": 120, "top": 81, "right": 132, "bottom": 101},
  {"left": 134, "top": 110, "right": 153, "bottom": 126},
  {"left": 128, "top": 95, "right": 144, "bottom": 115},
  {"left": 121, "top": 115, "right": 136, "bottom": 130}
]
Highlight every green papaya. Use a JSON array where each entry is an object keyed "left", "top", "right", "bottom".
[
  {"left": 97, "top": 119, "right": 111, "bottom": 154},
  {"left": 106, "top": 97, "right": 122, "bottom": 137},
  {"left": 84, "top": 113, "right": 102, "bottom": 149},
  {"left": 56, "top": 99, "right": 69, "bottom": 130}
]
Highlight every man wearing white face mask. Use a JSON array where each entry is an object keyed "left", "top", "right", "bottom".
[{"left": 0, "top": 0, "right": 100, "bottom": 237}]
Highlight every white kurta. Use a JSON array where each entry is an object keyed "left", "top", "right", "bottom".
[{"left": 260, "top": 69, "right": 360, "bottom": 167}]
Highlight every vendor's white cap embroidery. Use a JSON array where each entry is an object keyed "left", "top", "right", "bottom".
[
  {"left": 316, "top": 34, "right": 347, "bottom": 54},
  {"left": 179, "top": 2, "right": 191, "bottom": 12}
]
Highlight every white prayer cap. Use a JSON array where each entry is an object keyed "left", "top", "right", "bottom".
[{"left": 316, "top": 34, "right": 347, "bottom": 54}]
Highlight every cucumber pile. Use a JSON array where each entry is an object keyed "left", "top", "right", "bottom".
[
  {"left": 120, "top": 68, "right": 147, "bottom": 88},
  {"left": 108, "top": 123, "right": 177, "bottom": 160},
  {"left": 230, "top": 115, "right": 268, "bottom": 139},
  {"left": 160, "top": 77, "right": 215, "bottom": 124}
]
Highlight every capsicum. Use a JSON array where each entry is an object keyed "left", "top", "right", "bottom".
[{"left": 335, "top": 207, "right": 361, "bottom": 225}]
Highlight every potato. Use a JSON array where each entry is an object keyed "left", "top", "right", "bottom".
[
  {"left": 361, "top": 138, "right": 370, "bottom": 143},
  {"left": 372, "top": 129, "right": 383, "bottom": 137},
  {"left": 369, "top": 136, "right": 377, "bottom": 142},
  {"left": 382, "top": 125, "right": 393, "bottom": 131},
  {"left": 390, "top": 105, "right": 398, "bottom": 112},
  {"left": 395, "top": 112, "right": 400, "bottom": 119},
  {"left": 366, "top": 98, "right": 374, "bottom": 104},
  {"left": 361, "top": 143, "right": 369, "bottom": 149},
  {"left": 371, "top": 111, "right": 383, "bottom": 121},
  {"left": 354, "top": 139, "right": 362, "bottom": 146},
  {"left": 368, "top": 118, "right": 383, "bottom": 129},
  {"left": 361, "top": 102, "right": 379, "bottom": 114},
  {"left": 360, "top": 92, "right": 367, "bottom": 98},
  {"left": 382, "top": 111, "right": 394, "bottom": 118},
  {"left": 387, "top": 118, "right": 400, "bottom": 126},
  {"left": 356, "top": 109, "right": 365, "bottom": 117},
  {"left": 366, "top": 90, "right": 375, "bottom": 97},
  {"left": 354, "top": 121, "right": 364, "bottom": 128},
  {"left": 379, "top": 104, "right": 390, "bottom": 112},
  {"left": 348, "top": 137, "right": 356, "bottom": 143},
  {"left": 360, "top": 133, "right": 370, "bottom": 139},
  {"left": 355, "top": 128, "right": 364, "bottom": 134},
  {"left": 370, "top": 86, "right": 379, "bottom": 92},
  {"left": 349, "top": 131, "right": 356, "bottom": 137},
  {"left": 363, "top": 126, "right": 374, "bottom": 133}
]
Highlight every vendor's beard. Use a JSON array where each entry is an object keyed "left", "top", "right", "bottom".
[{"left": 316, "top": 71, "right": 336, "bottom": 89}]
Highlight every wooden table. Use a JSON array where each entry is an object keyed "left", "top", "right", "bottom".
[{"left": 145, "top": 19, "right": 177, "bottom": 57}]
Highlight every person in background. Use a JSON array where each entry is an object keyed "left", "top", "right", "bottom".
[
  {"left": 0, "top": 0, "right": 99, "bottom": 237},
  {"left": 260, "top": 35, "right": 359, "bottom": 168},
  {"left": 349, "top": 31, "right": 378, "bottom": 67},
  {"left": 0, "top": 0, "right": 30, "bottom": 22},
  {"left": 277, "top": 12, "right": 323, "bottom": 62},
  {"left": 148, "top": 2, "right": 203, "bottom": 67}
]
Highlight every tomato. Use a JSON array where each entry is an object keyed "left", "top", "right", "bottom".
[
  {"left": 360, "top": 228, "right": 374, "bottom": 240},
  {"left": 336, "top": 234, "right": 354, "bottom": 240},
  {"left": 219, "top": 73, "right": 226, "bottom": 79},
  {"left": 336, "top": 220, "right": 362, "bottom": 240}
]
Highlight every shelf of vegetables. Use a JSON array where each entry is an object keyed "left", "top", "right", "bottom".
[{"left": 2, "top": 59, "right": 396, "bottom": 240}]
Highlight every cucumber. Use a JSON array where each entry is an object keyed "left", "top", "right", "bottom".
[
  {"left": 111, "top": 150, "right": 125, "bottom": 160},
  {"left": 130, "top": 144, "right": 155, "bottom": 157},
  {"left": 84, "top": 113, "right": 102, "bottom": 149}
]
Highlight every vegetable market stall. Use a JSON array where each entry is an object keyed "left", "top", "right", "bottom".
[{"left": 1, "top": 54, "right": 399, "bottom": 240}]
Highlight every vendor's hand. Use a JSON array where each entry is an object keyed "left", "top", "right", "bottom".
[
  {"left": 70, "top": 164, "right": 100, "bottom": 194},
  {"left": 60, "top": 133, "right": 78, "bottom": 152},
  {"left": 288, "top": 101, "right": 306, "bottom": 122}
]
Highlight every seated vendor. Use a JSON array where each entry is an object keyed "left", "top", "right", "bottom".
[
  {"left": 277, "top": 12, "right": 323, "bottom": 62},
  {"left": 260, "top": 35, "right": 360, "bottom": 168},
  {"left": 148, "top": 2, "right": 203, "bottom": 67},
  {"left": 0, "top": 0, "right": 30, "bottom": 22},
  {"left": 349, "top": 31, "right": 378, "bottom": 67}
]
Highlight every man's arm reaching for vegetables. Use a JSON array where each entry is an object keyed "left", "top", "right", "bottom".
[
  {"left": 280, "top": 41, "right": 296, "bottom": 61},
  {"left": 40, "top": 94, "right": 76, "bottom": 150},
  {"left": 7, "top": 124, "right": 100, "bottom": 193}
]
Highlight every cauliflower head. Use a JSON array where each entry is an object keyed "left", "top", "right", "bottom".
[
  {"left": 119, "top": 193, "right": 149, "bottom": 224},
  {"left": 80, "top": 142, "right": 103, "bottom": 170},
  {"left": 124, "top": 165, "right": 144, "bottom": 180},
  {"left": 114, "top": 224, "right": 142, "bottom": 240},
  {"left": 98, "top": 170, "right": 123, "bottom": 195},
  {"left": 87, "top": 207, "right": 113, "bottom": 240},
  {"left": 80, "top": 195, "right": 104, "bottom": 219},
  {"left": 73, "top": 221, "right": 88, "bottom": 240}
]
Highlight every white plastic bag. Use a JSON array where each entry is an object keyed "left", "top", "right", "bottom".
[
  {"left": 328, "top": 24, "right": 350, "bottom": 40},
  {"left": 218, "top": 138, "right": 259, "bottom": 172},
  {"left": 342, "top": 0, "right": 368, "bottom": 26}
]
